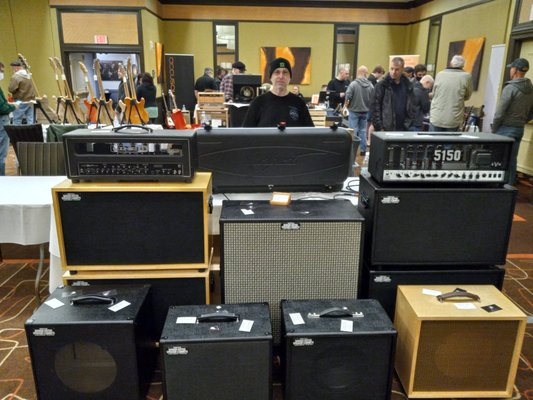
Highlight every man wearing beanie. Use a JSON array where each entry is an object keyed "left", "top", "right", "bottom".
[{"left": 242, "top": 57, "right": 313, "bottom": 127}]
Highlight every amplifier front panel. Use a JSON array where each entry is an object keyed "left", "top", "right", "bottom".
[{"left": 222, "top": 221, "right": 362, "bottom": 343}]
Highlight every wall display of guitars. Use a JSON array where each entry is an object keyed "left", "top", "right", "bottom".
[
  {"left": 78, "top": 62, "right": 98, "bottom": 124},
  {"left": 91, "top": 59, "right": 115, "bottom": 126},
  {"left": 17, "top": 53, "right": 58, "bottom": 124},
  {"left": 117, "top": 58, "right": 148, "bottom": 125},
  {"left": 50, "top": 57, "right": 84, "bottom": 124}
]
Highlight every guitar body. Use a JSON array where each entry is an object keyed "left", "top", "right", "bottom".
[
  {"left": 58, "top": 97, "right": 85, "bottom": 124},
  {"left": 171, "top": 109, "right": 187, "bottom": 129},
  {"left": 84, "top": 98, "right": 98, "bottom": 123},
  {"left": 122, "top": 97, "right": 149, "bottom": 125},
  {"left": 97, "top": 99, "right": 115, "bottom": 125}
]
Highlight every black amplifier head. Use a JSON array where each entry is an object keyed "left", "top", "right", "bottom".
[
  {"left": 63, "top": 128, "right": 196, "bottom": 182},
  {"left": 368, "top": 131, "right": 514, "bottom": 185}
]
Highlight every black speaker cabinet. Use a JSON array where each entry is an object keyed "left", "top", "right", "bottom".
[
  {"left": 395, "top": 285, "right": 527, "bottom": 398},
  {"left": 360, "top": 263, "right": 505, "bottom": 319},
  {"left": 52, "top": 173, "right": 211, "bottom": 271},
  {"left": 25, "top": 285, "right": 156, "bottom": 400},
  {"left": 220, "top": 200, "right": 364, "bottom": 343},
  {"left": 63, "top": 269, "right": 210, "bottom": 337},
  {"left": 281, "top": 299, "right": 397, "bottom": 400},
  {"left": 358, "top": 173, "right": 516, "bottom": 266},
  {"left": 160, "top": 303, "right": 272, "bottom": 400}
]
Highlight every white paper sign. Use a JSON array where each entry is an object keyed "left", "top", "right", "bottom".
[
  {"left": 455, "top": 303, "right": 476, "bottom": 310},
  {"left": 241, "top": 208, "right": 254, "bottom": 215},
  {"left": 109, "top": 300, "right": 130, "bottom": 312},
  {"left": 45, "top": 298, "right": 65, "bottom": 309},
  {"left": 239, "top": 319, "right": 254, "bottom": 332},
  {"left": 340, "top": 319, "right": 353, "bottom": 332},
  {"left": 289, "top": 313, "right": 305, "bottom": 325},
  {"left": 176, "top": 316, "right": 197, "bottom": 324},
  {"left": 422, "top": 288, "right": 442, "bottom": 297}
]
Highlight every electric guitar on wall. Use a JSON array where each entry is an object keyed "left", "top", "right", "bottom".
[{"left": 17, "top": 53, "right": 58, "bottom": 123}]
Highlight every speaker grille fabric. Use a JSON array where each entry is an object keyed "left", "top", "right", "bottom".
[
  {"left": 414, "top": 320, "right": 519, "bottom": 392},
  {"left": 223, "top": 221, "right": 362, "bottom": 342}
]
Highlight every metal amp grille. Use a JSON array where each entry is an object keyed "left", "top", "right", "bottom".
[{"left": 222, "top": 221, "right": 362, "bottom": 343}]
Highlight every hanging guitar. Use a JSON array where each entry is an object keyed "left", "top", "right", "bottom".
[
  {"left": 53, "top": 57, "right": 84, "bottom": 124},
  {"left": 120, "top": 57, "right": 149, "bottom": 125},
  {"left": 169, "top": 89, "right": 187, "bottom": 129},
  {"left": 17, "top": 53, "right": 58, "bottom": 123},
  {"left": 92, "top": 59, "right": 115, "bottom": 126},
  {"left": 78, "top": 62, "right": 98, "bottom": 123}
]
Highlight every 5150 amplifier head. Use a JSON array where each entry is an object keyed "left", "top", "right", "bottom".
[
  {"left": 63, "top": 126, "right": 196, "bottom": 182},
  {"left": 368, "top": 131, "right": 513, "bottom": 185}
]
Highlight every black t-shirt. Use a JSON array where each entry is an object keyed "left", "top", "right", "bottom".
[
  {"left": 242, "top": 91, "right": 314, "bottom": 127},
  {"left": 326, "top": 78, "right": 350, "bottom": 109},
  {"left": 391, "top": 79, "right": 408, "bottom": 130},
  {"left": 194, "top": 74, "right": 215, "bottom": 91}
]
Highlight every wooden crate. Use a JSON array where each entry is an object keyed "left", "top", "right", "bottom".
[
  {"left": 309, "top": 108, "right": 326, "bottom": 127},
  {"left": 198, "top": 92, "right": 225, "bottom": 106}
]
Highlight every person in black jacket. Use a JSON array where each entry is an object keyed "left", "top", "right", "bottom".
[
  {"left": 326, "top": 67, "right": 350, "bottom": 111},
  {"left": 372, "top": 57, "right": 417, "bottom": 131},
  {"left": 135, "top": 72, "right": 157, "bottom": 123}
]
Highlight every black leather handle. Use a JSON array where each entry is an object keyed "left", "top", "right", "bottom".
[
  {"left": 197, "top": 311, "right": 238, "bottom": 322},
  {"left": 112, "top": 124, "right": 153, "bottom": 133},
  {"left": 70, "top": 294, "right": 116, "bottom": 306},
  {"left": 437, "top": 291, "right": 481, "bottom": 302},
  {"left": 319, "top": 307, "right": 354, "bottom": 318}
]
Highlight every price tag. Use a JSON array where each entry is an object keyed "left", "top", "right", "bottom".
[
  {"left": 340, "top": 319, "right": 353, "bottom": 332},
  {"left": 455, "top": 303, "right": 476, "bottom": 310},
  {"left": 109, "top": 300, "right": 130, "bottom": 312},
  {"left": 422, "top": 288, "right": 442, "bottom": 296},
  {"left": 45, "top": 298, "right": 65, "bottom": 309},
  {"left": 289, "top": 313, "right": 305, "bottom": 325},
  {"left": 239, "top": 319, "right": 254, "bottom": 332},
  {"left": 241, "top": 208, "right": 254, "bottom": 215},
  {"left": 176, "top": 316, "right": 197, "bottom": 324}
]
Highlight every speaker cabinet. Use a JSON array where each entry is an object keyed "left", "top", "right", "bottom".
[
  {"left": 63, "top": 269, "right": 210, "bottom": 337},
  {"left": 220, "top": 200, "right": 364, "bottom": 343},
  {"left": 360, "top": 263, "right": 505, "bottom": 319},
  {"left": 358, "top": 173, "right": 516, "bottom": 266},
  {"left": 160, "top": 303, "right": 272, "bottom": 400},
  {"left": 52, "top": 173, "right": 211, "bottom": 271},
  {"left": 25, "top": 285, "right": 156, "bottom": 400},
  {"left": 281, "top": 299, "right": 397, "bottom": 400},
  {"left": 395, "top": 285, "right": 527, "bottom": 398}
]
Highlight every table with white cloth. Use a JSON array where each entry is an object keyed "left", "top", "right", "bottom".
[{"left": 0, "top": 176, "right": 67, "bottom": 304}]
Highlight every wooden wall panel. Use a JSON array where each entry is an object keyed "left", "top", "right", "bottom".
[{"left": 61, "top": 12, "right": 139, "bottom": 44}]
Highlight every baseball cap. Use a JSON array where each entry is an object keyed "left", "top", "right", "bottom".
[
  {"left": 507, "top": 58, "right": 529, "bottom": 72},
  {"left": 10, "top": 61, "right": 22, "bottom": 67},
  {"left": 232, "top": 61, "right": 246, "bottom": 72}
]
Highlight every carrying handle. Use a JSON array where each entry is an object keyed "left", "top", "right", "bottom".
[
  {"left": 319, "top": 307, "right": 354, "bottom": 318},
  {"left": 112, "top": 124, "right": 153, "bottom": 133},
  {"left": 70, "top": 294, "right": 116, "bottom": 306},
  {"left": 437, "top": 291, "right": 480, "bottom": 302},
  {"left": 197, "top": 311, "right": 239, "bottom": 323}
]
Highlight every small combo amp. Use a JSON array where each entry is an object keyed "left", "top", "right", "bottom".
[
  {"left": 25, "top": 284, "right": 156, "bottom": 400},
  {"left": 52, "top": 173, "right": 212, "bottom": 271},
  {"left": 63, "top": 269, "right": 210, "bottom": 336},
  {"left": 196, "top": 126, "right": 354, "bottom": 192},
  {"left": 360, "top": 263, "right": 505, "bottom": 319},
  {"left": 220, "top": 200, "right": 364, "bottom": 343},
  {"left": 160, "top": 303, "right": 272, "bottom": 400},
  {"left": 394, "top": 285, "right": 527, "bottom": 398},
  {"left": 358, "top": 173, "right": 516, "bottom": 266},
  {"left": 368, "top": 131, "right": 513, "bottom": 184},
  {"left": 62, "top": 127, "right": 196, "bottom": 182},
  {"left": 281, "top": 299, "right": 397, "bottom": 400}
]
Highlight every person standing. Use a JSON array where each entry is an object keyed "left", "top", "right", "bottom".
[
  {"left": 368, "top": 65, "right": 385, "bottom": 87},
  {"left": 429, "top": 55, "right": 473, "bottom": 131},
  {"left": 194, "top": 67, "right": 215, "bottom": 100},
  {"left": 372, "top": 57, "right": 417, "bottom": 131},
  {"left": 345, "top": 65, "right": 374, "bottom": 155},
  {"left": 214, "top": 66, "right": 227, "bottom": 91},
  {"left": 0, "top": 61, "right": 17, "bottom": 175},
  {"left": 219, "top": 61, "right": 246, "bottom": 102},
  {"left": 8, "top": 60, "right": 35, "bottom": 124},
  {"left": 326, "top": 67, "right": 350, "bottom": 111},
  {"left": 135, "top": 72, "right": 158, "bottom": 123},
  {"left": 492, "top": 57, "right": 533, "bottom": 185},
  {"left": 242, "top": 57, "right": 313, "bottom": 127}
]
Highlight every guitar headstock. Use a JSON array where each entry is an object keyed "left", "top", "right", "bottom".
[
  {"left": 79, "top": 61, "right": 88, "bottom": 74},
  {"left": 53, "top": 57, "right": 65, "bottom": 74},
  {"left": 48, "top": 57, "right": 58, "bottom": 73},
  {"left": 18, "top": 53, "right": 30, "bottom": 70}
]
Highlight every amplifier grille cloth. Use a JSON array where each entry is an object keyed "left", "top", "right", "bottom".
[
  {"left": 223, "top": 221, "right": 362, "bottom": 342},
  {"left": 414, "top": 320, "right": 519, "bottom": 391}
]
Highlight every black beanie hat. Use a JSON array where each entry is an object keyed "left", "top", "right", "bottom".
[{"left": 269, "top": 57, "right": 292, "bottom": 78}]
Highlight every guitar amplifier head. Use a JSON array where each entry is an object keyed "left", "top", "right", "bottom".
[
  {"left": 368, "top": 131, "right": 513, "bottom": 185},
  {"left": 63, "top": 127, "right": 196, "bottom": 182},
  {"left": 220, "top": 200, "right": 364, "bottom": 343}
]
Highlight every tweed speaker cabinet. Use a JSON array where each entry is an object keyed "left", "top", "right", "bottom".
[
  {"left": 160, "top": 303, "right": 272, "bottom": 400},
  {"left": 360, "top": 263, "right": 505, "bottom": 319},
  {"left": 281, "top": 299, "right": 396, "bottom": 400},
  {"left": 25, "top": 284, "right": 156, "bottom": 400},
  {"left": 63, "top": 268, "right": 210, "bottom": 337},
  {"left": 394, "top": 285, "right": 527, "bottom": 398},
  {"left": 52, "top": 172, "right": 211, "bottom": 271},
  {"left": 220, "top": 200, "right": 364, "bottom": 343},
  {"left": 358, "top": 173, "right": 517, "bottom": 266}
]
